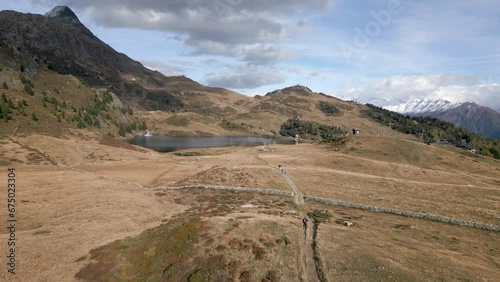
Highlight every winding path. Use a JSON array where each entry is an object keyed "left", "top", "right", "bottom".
[
  {"left": 9, "top": 139, "right": 497, "bottom": 281},
  {"left": 251, "top": 149, "right": 321, "bottom": 282}
]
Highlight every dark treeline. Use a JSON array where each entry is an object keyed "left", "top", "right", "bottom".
[
  {"left": 280, "top": 118, "right": 346, "bottom": 140},
  {"left": 318, "top": 101, "right": 341, "bottom": 116},
  {"left": 364, "top": 104, "right": 500, "bottom": 159}
]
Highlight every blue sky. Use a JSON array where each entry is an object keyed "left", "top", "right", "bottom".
[{"left": 1, "top": 0, "right": 499, "bottom": 110}]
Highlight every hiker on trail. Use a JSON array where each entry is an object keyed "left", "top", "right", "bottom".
[
  {"left": 278, "top": 164, "right": 283, "bottom": 174},
  {"left": 302, "top": 217, "right": 308, "bottom": 229}
]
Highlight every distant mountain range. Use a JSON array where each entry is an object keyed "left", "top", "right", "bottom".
[
  {"left": 385, "top": 99, "right": 460, "bottom": 116},
  {"left": 357, "top": 98, "right": 500, "bottom": 138},
  {"left": 1, "top": 5, "right": 499, "bottom": 141}
]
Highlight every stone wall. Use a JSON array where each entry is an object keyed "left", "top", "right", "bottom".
[{"left": 306, "top": 196, "right": 500, "bottom": 231}]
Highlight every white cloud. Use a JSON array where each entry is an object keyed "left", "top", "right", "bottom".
[
  {"left": 140, "top": 59, "right": 186, "bottom": 76},
  {"left": 338, "top": 74, "right": 500, "bottom": 110},
  {"left": 242, "top": 44, "right": 298, "bottom": 65},
  {"left": 204, "top": 65, "right": 286, "bottom": 89},
  {"left": 4, "top": 0, "right": 499, "bottom": 95},
  {"left": 41, "top": 0, "right": 335, "bottom": 66}
]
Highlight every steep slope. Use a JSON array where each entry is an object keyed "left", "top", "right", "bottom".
[
  {"left": 361, "top": 96, "right": 500, "bottom": 139},
  {"left": 0, "top": 6, "right": 390, "bottom": 139},
  {"left": 429, "top": 102, "right": 500, "bottom": 138},
  {"left": 0, "top": 6, "right": 251, "bottom": 113}
]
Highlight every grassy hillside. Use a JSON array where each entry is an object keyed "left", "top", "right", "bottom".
[
  {"left": 0, "top": 67, "right": 146, "bottom": 137},
  {"left": 364, "top": 104, "right": 500, "bottom": 159}
]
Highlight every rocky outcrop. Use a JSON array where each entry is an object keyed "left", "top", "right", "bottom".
[{"left": 0, "top": 7, "right": 199, "bottom": 111}]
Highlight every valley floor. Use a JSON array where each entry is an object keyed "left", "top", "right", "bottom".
[{"left": 0, "top": 132, "right": 498, "bottom": 281}]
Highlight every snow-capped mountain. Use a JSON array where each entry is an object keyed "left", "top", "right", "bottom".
[
  {"left": 355, "top": 97, "right": 461, "bottom": 115},
  {"left": 385, "top": 99, "right": 461, "bottom": 115},
  {"left": 355, "top": 97, "right": 500, "bottom": 138}
]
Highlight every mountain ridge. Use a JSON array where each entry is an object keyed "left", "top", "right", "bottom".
[
  {"left": 359, "top": 97, "right": 500, "bottom": 138},
  {"left": 385, "top": 98, "right": 461, "bottom": 115},
  {"left": 428, "top": 102, "right": 500, "bottom": 139},
  {"left": 45, "top": 5, "right": 80, "bottom": 23},
  {"left": 0, "top": 7, "right": 249, "bottom": 114}
]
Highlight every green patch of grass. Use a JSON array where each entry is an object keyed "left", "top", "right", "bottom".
[
  {"left": 75, "top": 217, "right": 204, "bottom": 281},
  {"left": 308, "top": 209, "right": 332, "bottom": 224},
  {"left": 166, "top": 115, "right": 189, "bottom": 126},
  {"left": 0, "top": 160, "right": 12, "bottom": 166},
  {"left": 318, "top": 101, "right": 342, "bottom": 116},
  {"left": 219, "top": 119, "right": 247, "bottom": 131}
]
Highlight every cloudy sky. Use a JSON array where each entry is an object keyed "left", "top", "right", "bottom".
[{"left": 1, "top": 0, "right": 499, "bottom": 110}]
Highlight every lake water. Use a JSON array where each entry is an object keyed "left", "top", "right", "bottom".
[{"left": 129, "top": 135, "right": 295, "bottom": 152}]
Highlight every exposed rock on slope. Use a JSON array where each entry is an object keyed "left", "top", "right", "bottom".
[{"left": 0, "top": 6, "right": 247, "bottom": 113}]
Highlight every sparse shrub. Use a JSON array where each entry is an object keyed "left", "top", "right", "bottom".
[
  {"left": 487, "top": 148, "right": 500, "bottom": 159},
  {"left": 118, "top": 126, "right": 126, "bottom": 137},
  {"left": 251, "top": 243, "right": 267, "bottom": 260},
  {"left": 77, "top": 119, "right": 85, "bottom": 128},
  {"left": 239, "top": 271, "right": 251, "bottom": 282},
  {"left": 50, "top": 96, "right": 58, "bottom": 106},
  {"left": 84, "top": 114, "right": 93, "bottom": 126},
  {"left": 19, "top": 75, "right": 33, "bottom": 88},
  {"left": 31, "top": 112, "right": 38, "bottom": 121},
  {"left": 318, "top": 101, "right": 341, "bottom": 116},
  {"left": 215, "top": 245, "right": 227, "bottom": 252},
  {"left": 24, "top": 84, "right": 34, "bottom": 96},
  {"left": 139, "top": 121, "right": 147, "bottom": 130},
  {"left": 2, "top": 82, "right": 7, "bottom": 90},
  {"left": 17, "top": 100, "right": 23, "bottom": 110},
  {"left": 263, "top": 270, "right": 278, "bottom": 282},
  {"left": 1, "top": 104, "right": 11, "bottom": 121},
  {"left": 7, "top": 99, "right": 15, "bottom": 109},
  {"left": 219, "top": 119, "right": 245, "bottom": 131}
]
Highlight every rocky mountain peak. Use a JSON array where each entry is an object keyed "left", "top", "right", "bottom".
[
  {"left": 45, "top": 6, "right": 80, "bottom": 23},
  {"left": 265, "top": 85, "right": 314, "bottom": 97}
]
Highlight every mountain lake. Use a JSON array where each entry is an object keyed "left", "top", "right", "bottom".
[{"left": 129, "top": 135, "right": 296, "bottom": 152}]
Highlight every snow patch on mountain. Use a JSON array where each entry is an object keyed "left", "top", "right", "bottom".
[
  {"left": 353, "top": 97, "right": 461, "bottom": 115},
  {"left": 385, "top": 99, "right": 461, "bottom": 115}
]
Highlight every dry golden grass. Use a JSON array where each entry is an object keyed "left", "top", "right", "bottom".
[
  {"left": 0, "top": 129, "right": 498, "bottom": 281},
  {"left": 74, "top": 188, "right": 300, "bottom": 282},
  {"left": 260, "top": 138, "right": 500, "bottom": 224},
  {"left": 310, "top": 202, "right": 499, "bottom": 281}
]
